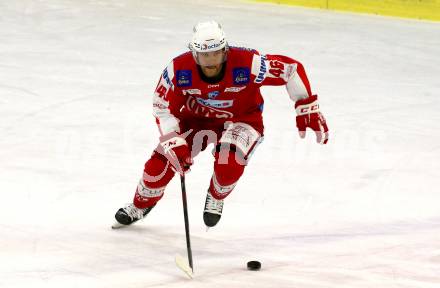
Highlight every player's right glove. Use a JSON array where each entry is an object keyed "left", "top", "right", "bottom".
[
  {"left": 295, "top": 95, "right": 329, "bottom": 144},
  {"left": 158, "top": 132, "right": 193, "bottom": 175}
]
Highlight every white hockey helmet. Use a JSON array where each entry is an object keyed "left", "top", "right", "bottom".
[{"left": 189, "top": 21, "right": 228, "bottom": 61}]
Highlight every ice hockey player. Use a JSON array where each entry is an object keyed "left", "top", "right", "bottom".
[{"left": 114, "top": 20, "right": 329, "bottom": 228}]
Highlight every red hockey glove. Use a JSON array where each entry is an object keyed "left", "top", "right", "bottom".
[
  {"left": 159, "top": 132, "right": 193, "bottom": 175},
  {"left": 295, "top": 95, "right": 329, "bottom": 144}
]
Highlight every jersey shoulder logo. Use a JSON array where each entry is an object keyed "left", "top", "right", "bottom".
[
  {"left": 233, "top": 67, "right": 250, "bottom": 85},
  {"left": 176, "top": 70, "right": 192, "bottom": 87}
]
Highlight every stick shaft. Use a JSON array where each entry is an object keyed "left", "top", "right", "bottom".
[{"left": 180, "top": 174, "right": 193, "bottom": 271}]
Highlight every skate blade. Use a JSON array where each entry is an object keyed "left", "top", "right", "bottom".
[
  {"left": 175, "top": 254, "right": 193, "bottom": 279},
  {"left": 111, "top": 222, "right": 127, "bottom": 229}
]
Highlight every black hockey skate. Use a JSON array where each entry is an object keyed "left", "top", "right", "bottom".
[
  {"left": 113, "top": 203, "right": 156, "bottom": 228},
  {"left": 203, "top": 190, "right": 224, "bottom": 227}
]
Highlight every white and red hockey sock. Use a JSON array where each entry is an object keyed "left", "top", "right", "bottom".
[
  {"left": 209, "top": 151, "right": 245, "bottom": 200},
  {"left": 133, "top": 152, "right": 175, "bottom": 209}
]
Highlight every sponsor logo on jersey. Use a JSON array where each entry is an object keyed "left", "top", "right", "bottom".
[
  {"left": 233, "top": 67, "right": 250, "bottom": 85},
  {"left": 182, "top": 89, "right": 201, "bottom": 95},
  {"left": 186, "top": 96, "right": 233, "bottom": 119},
  {"left": 196, "top": 97, "right": 233, "bottom": 108},
  {"left": 285, "top": 64, "right": 296, "bottom": 79},
  {"left": 208, "top": 84, "right": 220, "bottom": 88},
  {"left": 176, "top": 70, "right": 192, "bottom": 87},
  {"left": 224, "top": 86, "right": 246, "bottom": 93},
  {"left": 207, "top": 91, "right": 220, "bottom": 99},
  {"left": 162, "top": 68, "right": 173, "bottom": 87},
  {"left": 153, "top": 103, "right": 167, "bottom": 109},
  {"left": 255, "top": 55, "right": 267, "bottom": 84}
]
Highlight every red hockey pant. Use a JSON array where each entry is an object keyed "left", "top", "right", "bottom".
[
  {"left": 133, "top": 150, "right": 245, "bottom": 209},
  {"left": 133, "top": 121, "right": 263, "bottom": 209}
]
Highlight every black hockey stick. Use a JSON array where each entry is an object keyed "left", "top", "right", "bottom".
[{"left": 175, "top": 174, "right": 194, "bottom": 278}]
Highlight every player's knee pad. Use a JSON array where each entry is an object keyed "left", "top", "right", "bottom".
[
  {"left": 143, "top": 151, "right": 175, "bottom": 187},
  {"left": 215, "top": 122, "right": 263, "bottom": 165},
  {"left": 210, "top": 151, "right": 245, "bottom": 200},
  {"left": 214, "top": 151, "right": 245, "bottom": 185}
]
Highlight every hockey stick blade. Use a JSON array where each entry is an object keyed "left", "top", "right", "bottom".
[
  {"left": 111, "top": 222, "right": 127, "bottom": 229},
  {"left": 175, "top": 254, "right": 193, "bottom": 279}
]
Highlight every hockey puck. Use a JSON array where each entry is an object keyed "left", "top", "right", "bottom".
[{"left": 247, "top": 260, "right": 261, "bottom": 271}]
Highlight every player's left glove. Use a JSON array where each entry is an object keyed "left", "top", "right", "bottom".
[
  {"left": 158, "top": 132, "right": 193, "bottom": 175},
  {"left": 295, "top": 95, "right": 329, "bottom": 144}
]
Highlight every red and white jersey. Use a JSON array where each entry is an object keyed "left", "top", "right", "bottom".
[{"left": 152, "top": 46, "right": 313, "bottom": 135}]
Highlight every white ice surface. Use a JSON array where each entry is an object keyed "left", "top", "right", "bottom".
[{"left": 1, "top": 1, "right": 440, "bottom": 287}]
